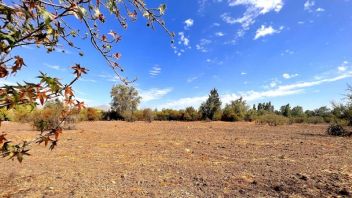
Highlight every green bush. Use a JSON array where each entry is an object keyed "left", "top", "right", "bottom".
[
  {"left": 182, "top": 107, "right": 199, "bottom": 121},
  {"left": 289, "top": 116, "right": 307, "bottom": 124},
  {"left": 306, "top": 116, "right": 325, "bottom": 124},
  {"left": 256, "top": 114, "right": 289, "bottom": 126},
  {"left": 12, "top": 105, "right": 34, "bottom": 123}
]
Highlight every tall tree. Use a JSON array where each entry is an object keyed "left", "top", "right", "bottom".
[
  {"left": 280, "top": 104, "right": 291, "bottom": 117},
  {"left": 199, "top": 88, "right": 222, "bottom": 120},
  {"left": 110, "top": 84, "right": 141, "bottom": 121}
]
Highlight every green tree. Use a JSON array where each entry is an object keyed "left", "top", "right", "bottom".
[
  {"left": 291, "top": 106, "right": 304, "bottom": 117},
  {"left": 222, "top": 97, "right": 248, "bottom": 121},
  {"left": 280, "top": 104, "right": 291, "bottom": 117},
  {"left": 199, "top": 88, "right": 222, "bottom": 120},
  {"left": 110, "top": 84, "right": 141, "bottom": 121}
]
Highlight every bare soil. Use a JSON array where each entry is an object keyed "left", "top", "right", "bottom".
[{"left": 0, "top": 121, "right": 351, "bottom": 197}]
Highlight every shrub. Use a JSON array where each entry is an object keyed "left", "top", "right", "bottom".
[
  {"left": 143, "top": 108, "right": 154, "bottom": 122},
  {"left": 32, "top": 100, "right": 77, "bottom": 131},
  {"left": 289, "top": 116, "right": 307, "bottom": 124},
  {"left": 12, "top": 105, "right": 34, "bottom": 123},
  {"left": 256, "top": 114, "right": 289, "bottom": 126},
  {"left": 244, "top": 109, "right": 257, "bottom": 122},
  {"left": 306, "top": 116, "right": 325, "bottom": 124},
  {"left": 0, "top": 108, "right": 13, "bottom": 121},
  {"left": 183, "top": 107, "right": 199, "bottom": 121},
  {"left": 79, "top": 108, "right": 102, "bottom": 121},
  {"left": 326, "top": 124, "right": 351, "bottom": 136}
]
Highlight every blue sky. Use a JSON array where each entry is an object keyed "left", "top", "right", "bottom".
[{"left": 2, "top": 0, "right": 352, "bottom": 110}]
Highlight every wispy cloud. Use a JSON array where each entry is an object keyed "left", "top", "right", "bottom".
[
  {"left": 304, "top": 0, "right": 325, "bottom": 13},
  {"left": 222, "top": 0, "right": 284, "bottom": 41},
  {"left": 196, "top": 39, "right": 212, "bottom": 52},
  {"left": 282, "top": 73, "right": 299, "bottom": 79},
  {"left": 149, "top": 66, "right": 162, "bottom": 77},
  {"left": 140, "top": 88, "right": 173, "bottom": 102},
  {"left": 44, "top": 63, "right": 66, "bottom": 71},
  {"left": 254, "top": 25, "right": 283, "bottom": 40},
  {"left": 215, "top": 32, "right": 225, "bottom": 37},
  {"left": 157, "top": 71, "right": 352, "bottom": 109}
]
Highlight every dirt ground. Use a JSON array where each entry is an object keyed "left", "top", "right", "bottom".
[{"left": 0, "top": 121, "right": 351, "bottom": 197}]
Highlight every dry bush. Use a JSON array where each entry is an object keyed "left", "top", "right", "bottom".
[
  {"left": 143, "top": 108, "right": 154, "bottom": 122},
  {"left": 256, "top": 114, "right": 289, "bottom": 126},
  {"left": 326, "top": 124, "right": 351, "bottom": 136},
  {"left": 79, "top": 108, "right": 102, "bottom": 121}
]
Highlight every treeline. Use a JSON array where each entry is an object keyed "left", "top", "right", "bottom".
[
  {"left": 2, "top": 86, "right": 351, "bottom": 128},
  {"left": 102, "top": 87, "right": 351, "bottom": 126}
]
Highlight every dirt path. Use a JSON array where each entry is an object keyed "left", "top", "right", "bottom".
[{"left": 0, "top": 121, "right": 351, "bottom": 197}]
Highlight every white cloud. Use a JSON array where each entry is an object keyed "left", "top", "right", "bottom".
[
  {"left": 140, "top": 88, "right": 173, "bottom": 102},
  {"left": 184, "top": 19, "right": 194, "bottom": 29},
  {"left": 178, "top": 32, "right": 190, "bottom": 46},
  {"left": 316, "top": 7, "right": 325, "bottom": 12},
  {"left": 338, "top": 61, "right": 349, "bottom": 72},
  {"left": 222, "top": 0, "right": 283, "bottom": 41},
  {"left": 187, "top": 76, "right": 199, "bottom": 83},
  {"left": 157, "top": 71, "right": 352, "bottom": 109},
  {"left": 196, "top": 39, "right": 212, "bottom": 52},
  {"left": 254, "top": 25, "right": 283, "bottom": 40},
  {"left": 304, "top": 0, "right": 315, "bottom": 11},
  {"left": 304, "top": 0, "right": 324, "bottom": 12},
  {"left": 228, "top": 0, "right": 283, "bottom": 14},
  {"left": 241, "top": 72, "right": 247, "bottom": 75},
  {"left": 159, "top": 96, "right": 208, "bottom": 109},
  {"left": 215, "top": 32, "right": 225, "bottom": 37},
  {"left": 282, "top": 73, "right": 299, "bottom": 79},
  {"left": 149, "top": 66, "right": 161, "bottom": 77}
]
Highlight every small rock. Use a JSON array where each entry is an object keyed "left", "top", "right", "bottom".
[{"left": 111, "top": 180, "right": 116, "bottom": 184}]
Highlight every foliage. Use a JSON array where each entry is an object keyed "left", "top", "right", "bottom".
[
  {"left": 306, "top": 116, "right": 325, "bottom": 124},
  {"left": 11, "top": 105, "right": 34, "bottom": 123},
  {"left": 244, "top": 109, "right": 257, "bottom": 122},
  {"left": 142, "top": 108, "right": 154, "bottom": 122},
  {"left": 256, "top": 102, "right": 275, "bottom": 115},
  {"left": 199, "top": 88, "right": 221, "bottom": 120},
  {"left": 291, "top": 106, "right": 304, "bottom": 117},
  {"left": 221, "top": 97, "right": 248, "bottom": 121},
  {"left": 110, "top": 84, "right": 141, "bottom": 121},
  {"left": 280, "top": 104, "right": 291, "bottom": 117},
  {"left": 79, "top": 108, "right": 102, "bottom": 121},
  {"left": 183, "top": 107, "right": 199, "bottom": 121},
  {"left": 0, "top": 0, "right": 172, "bottom": 162},
  {"left": 256, "top": 114, "right": 289, "bottom": 126}
]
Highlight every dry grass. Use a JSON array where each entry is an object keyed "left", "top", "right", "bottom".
[{"left": 0, "top": 121, "right": 351, "bottom": 197}]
